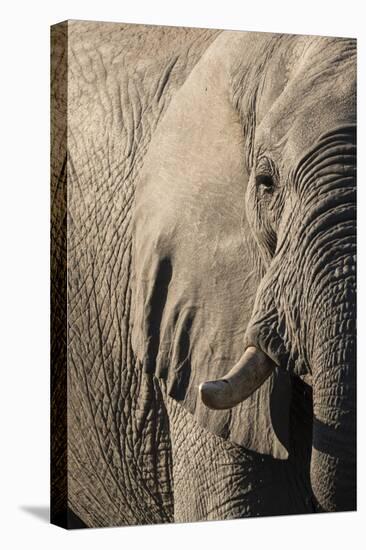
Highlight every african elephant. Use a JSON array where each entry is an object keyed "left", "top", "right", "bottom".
[{"left": 51, "top": 22, "right": 356, "bottom": 527}]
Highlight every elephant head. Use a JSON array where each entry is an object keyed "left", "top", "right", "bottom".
[{"left": 132, "top": 31, "right": 356, "bottom": 513}]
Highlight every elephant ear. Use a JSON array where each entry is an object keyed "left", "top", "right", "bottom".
[{"left": 132, "top": 32, "right": 291, "bottom": 460}]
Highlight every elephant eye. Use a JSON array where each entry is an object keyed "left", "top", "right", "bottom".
[
  {"left": 254, "top": 156, "right": 278, "bottom": 197},
  {"left": 255, "top": 173, "right": 274, "bottom": 191}
]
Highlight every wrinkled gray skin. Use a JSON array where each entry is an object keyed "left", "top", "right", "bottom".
[{"left": 61, "top": 22, "right": 356, "bottom": 526}]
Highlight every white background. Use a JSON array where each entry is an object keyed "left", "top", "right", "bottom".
[{"left": 0, "top": 0, "right": 364, "bottom": 548}]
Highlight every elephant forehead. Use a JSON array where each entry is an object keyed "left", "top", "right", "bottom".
[{"left": 255, "top": 37, "right": 356, "bottom": 167}]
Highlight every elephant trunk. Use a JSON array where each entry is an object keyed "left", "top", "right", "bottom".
[
  {"left": 308, "top": 225, "right": 356, "bottom": 511},
  {"left": 303, "top": 129, "right": 356, "bottom": 511},
  {"left": 311, "top": 325, "right": 356, "bottom": 511},
  {"left": 199, "top": 126, "right": 356, "bottom": 511}
]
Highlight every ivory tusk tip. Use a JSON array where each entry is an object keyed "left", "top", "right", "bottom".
[
  {"left": 199, "top": 380, "right": 232, "bottom": 410},
  {"left": 199, "top": 347, "right": 275, "bottom": 410}
]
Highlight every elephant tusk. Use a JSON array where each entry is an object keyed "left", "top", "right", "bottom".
[{"left": 199, "top": 346, "right": 275, "bottom": 410}]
